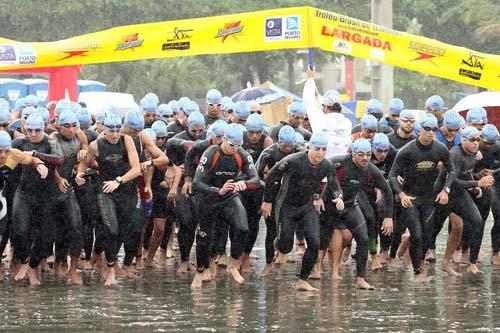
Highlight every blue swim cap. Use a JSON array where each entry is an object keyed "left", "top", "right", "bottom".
[
  {"left": 295, "top": 132, "right": 305, "bottom": 145},
  {"left": 366, "top": 99, "right": 383, "bottom": 115},
  {"left": 25, "top": 113, "right": 44, "bottom": 129},
  {"left": 206, "top": 89, "right": 223, "bottom": 104},
  {"left": 0, "top": 103, "right": 11, "bottom": 122},
  {"left": 310, "top": 132, "right": 328, "bottom": 148},
  {"left": 444, "top": 110, "right": 463, "bottom": 130},
  {"left": 278, "top": 125, "right": 296, "bottom": 144},
  {"left": 361, "top": 115, "right": 378, "bottom": 130},
  {"left": 379, "top": 117, "right": 389, "bottom": 127},
  {"left": 14, "top": 97, "right": 26, "bottom": 112},
  {"left": 372, "top": 133, "right": 390, "bottom": 150},
  {"left": 389, "top": 98, "right": 404, "bottom": 115},
  {"left": 158, "top": 104, "right": 172, "bottom": 117},
  {"left": 142, "top": 92, "right": 159, "bottom": 106},
  {"left": 39, "top": 107, "right": 50, "bottom": 123},
  {"left": 211, "top": 119, "right": 229, "bottom": 135},
  {"left": 481, "top": 124, "right": 499, "bottom": 142},
  {"left": 167, "top": 100, "right": 178, "bottom": 114},
  {"left": 461, "top": 126, "right": 480, "bottom": 140},
  {"left": 0, "top": 98, "right": 9, "bottom": 109},
  {"left": 58, "top": 109, "right": 78, "bottom": 125},
  {"left": 0, "top": 131, "right": 11, "bottom": 149},
  {"left": 225, "top": 123, "right": 244, "bottom": 143},
  {"left": 221, "top": 96, "right": 232, "bottom": 107},
  {"left": 124, "top": 110, "right": 145, "bottom": 130},
  {"left": 24, "top": 94, "right": 39, "bottom": 107},
  {"left": 22, "top": 106, "right": 37, "bottom": 119},
  {"left": 287, "top": 101, "right": 306, "bottom": 116},
  {"left": 425, "top": 95, "right": 444, "bottom": 112},
  {"left": 55, "top": 99, "right": 72, "bottom": 116},
  {"left": 183, "top": 100, "right": 199, "bottom": 116},
  {"left": 399, "top": 110, "right": 415, "bottom": 120},
  {"left": 96, "top": 109, "right": 108, "bottom": 123},
  {"left": 76, "top": 108, "right": 92, "bottom": 127},
  {"left": 177, "top": 97, "right": 190, "bottom": 112},
  {"left": 224, "top": 102, "right": 235, "bottom": 113},
  {"left": 245, "top": 113, "right": 265, "bottom": 132},
  {"left": 467, "top": 107, "right": 485, "bottom": 124},
  {"left": 352, "top": 138, "right": 372, "bottom": 153},
  {"left": 142, "top": 128, "right": 157, "bottom": 142},
  {"left": 140, "top": 97, "right": 158, "bottom": 114},
  {"left": 70, "top": 102, "right": 82, "bottom": 114},
  {"left": 323, "top": 89, "right": 341, "bottom": 99},
  {"left": 234, "top": 101, "right": 250, "bottom": 120},
  {"left": 104, "top": 114, "right": 122, "bottom": 128},
  {"left": 151, "top": 120, "right": 168, "bottom": 136},
  {"left": 419, "top": 114, "right": 438, "bottom": 128},
  {"left": 187, "top": 111, "right": 205, "bottom": 127}
]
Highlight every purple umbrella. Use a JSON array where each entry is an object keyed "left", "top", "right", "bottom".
[{"left": 231, "top": 82, "right": 284, "bottom": 105}]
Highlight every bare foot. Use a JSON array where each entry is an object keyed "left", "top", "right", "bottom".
[
  {"left": 83, "top": 260, "right": 94, "bottom": 271},
  {"left": 15, "top": 263, "right": 29, "bottom": 281},
  {"left": 371, "top": 255, "right": 383, "bottom": 271},
  {"left": 217, "top": 255, "right": 227, "bottom": 267},
  {"left": 177, "top": 260, "right": 191, "bottom": 274},
  {"left": 426, "top": 249, "right": 436, "bottom": 262},
  {"left": 159, "top": 250, "right": 167, "bottom": 265},
  {"left": 166, "top": 246, "right": 174, "bottom": 259},
  {"left": 341, "top": 246, "right": 351, "bottom": 266},
  {"left": 27, "top": 267, "right": 41, "bottom": 286},
  {"left": 209, "top": 258, "right": 217, "bottom": 280},
  {"left": 491, "top": 252, "right": 500, "bottom": 265},
  {"left": 460, "top": 251, "right": 470, "bottom": 266},
  {"left": 227, "top": 258, "right": 244, "bottom": 284},
  {"left": 40, "top": 259, "right": 53, "bottom": 273},
  {"left": 135, "top": 257, "right": 145, "bottom": 270},
  {"left": 414, "top": 271, "right": 427, "bottom": 283},
  {"left": 355, "top": 277, "right": 375, "bottom": 290},
  {"left": 296, "top": 243, "right": 306, "bottom": 257},
  {"left": 249, "top": 252, "right": 260, "bottom": 260},
  {"left": 275, "top": 251, "right": 289, "bottom": 264},
  {"left": 68, "top": 270, "right": 83, "bottom": 285},
  {"left": 54, "top": 262, "right": 67, "bottom": 277},
  {"left": 402, "top": 251, "right": 412, "bottom": 269},
  {"left": 144, "top": 259, "right": 156, "bottom": 268},
  {"left": 309, "top": 263, "right": 322, "bottom": 280},
  {"left": 104, "top": 267, "right": 116, "bottom": 287},
  {"left": 378, "top": 251, "right": 389, "bottom": 265},
  {"left": 46, "top": 255, "right": 55, "bottom": 265},
  {"left": 467, "top": 263, "right": 483, "bottom": 275},
  {"left": 241, "top": 253, "right": 252, "bottom": 273},
  {"left": 191, "top": 272, "right": 204, "bottom": 289},
  {"left": 202, "top": 269, "right": 212, "bottom": 282},
  {"left": 124, "top": 265, "right": 138, "bottom": 278},
  {"left": 331, "top": 269, "right": 343, "bottom": 280},
  {"left": 114, "top": 263, "right": 127, "bottom": 278},
  {"left": 388, "top": 258, "right": 399, "bottom": 269},
  {"left": 260, "top": 263, "right": 275, "bottom": 278},
  {"left": 296, "top": 279, "right": 318, "bottom": 291},
  {"left": 441, "top": 261, "right": 461, "bottom": 276}
]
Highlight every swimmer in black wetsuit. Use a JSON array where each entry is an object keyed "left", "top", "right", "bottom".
[
  {"left": 261, "top": 132, "right": 343, "bottom": 291},
  {"left": 75, "top": 114, "right": 141, "bottom": 286},
  {"left": 191, "top": 123, "right": 259, "bottom": 288},
  {"left": 388, "top": 114, "right": 456, "bottom": 283},
  {"left": 321, "top": 138, "right": 393, "bottom": 289}
]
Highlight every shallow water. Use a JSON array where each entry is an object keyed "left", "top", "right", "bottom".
[{"left": 1, "top": 219, "right": 499, "bottom": 332}]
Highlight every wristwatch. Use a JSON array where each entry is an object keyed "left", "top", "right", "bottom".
[
  {"left": 115, "top": 176, "right": 123, "bottom": 185},
  {"left": 444, "top": 187, "right": 450, "bottom": 194}
]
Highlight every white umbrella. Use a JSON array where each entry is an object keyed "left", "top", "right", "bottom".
[{"left": 452, "top": 91, "right": 500, "bottom": 111}]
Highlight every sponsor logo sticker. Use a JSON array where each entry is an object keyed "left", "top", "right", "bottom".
[
  {"left": 162, "top": 27, "right": 193, "bottom": 51},
  {"left": 333, "top": 40, "right": 352, "bottom": 54},
  {"left": 115, "top": 33, "right": 144, "bottom": 51},
  {"left": 264, "top": 15, "right": 301, "bottom": 42},
  {"left": 215, "top": 21, "right": 244, "bottom": 43}
]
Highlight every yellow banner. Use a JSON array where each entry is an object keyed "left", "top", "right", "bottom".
[{"left": 0, "top": 7, "right": 499, "bottom": 90}]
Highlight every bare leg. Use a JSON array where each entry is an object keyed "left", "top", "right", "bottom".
[
  {"left": 440, "top": 214, "right": 462, "bottom": 277},
  {"left": 27, "top": 267, "right": 41, "bottom": 286},
  {"left": 145, "top": 218, "right": 165, "bottom": 268},
  {"left": 240, "top": 252, "right": 252, "bottom": 273},
  {"left": 104, "top": 265, "right": 116, "bottom": 286},
  {"left": 226, "top": 257, "right": 244, "bottom": 284},
  {"left": 492, "top": 252, "right": 500, "bottom": 265},
  {"left": 331, "top": 230, "right": 343, "bottom": 280},
  {"left": 309, "top": 250, "right": 326, "bottom": 280},
  {"left": 68, "top": 256, "right": 83, "bottom": 285}
]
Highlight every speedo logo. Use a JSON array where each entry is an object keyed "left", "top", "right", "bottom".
[{"left": 215, "top": 171, "right": 236, "bottom": 176}]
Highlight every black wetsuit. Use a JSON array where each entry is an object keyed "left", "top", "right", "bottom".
[
  {"left": 173, "top": 130, "right": 206, "bottom": 142},
  {"left": 268, "top": 122, "right": 312, "bottom": 143},
  {"left": 192, "top": 145, "right": 259, "bottom": 271},
  {"left": 166, "top": 120, "right": 188, "bottom": 140},
  {"left": 255, "top": 143, "right": 299, "bottom": 264},
  {"left": 474, "top": 142, "right": 500, "bottom": 253},
  {"left": 240, "top": 133, "right": 268, "bottom": 255},
  {"left": 205, "top": 114, "right": 225, "bottom": 126},
  {"left": 264, "top": 151, "right": 341, "bottom": 280},
  {"left": 12, "top": 135, "right": 64, "bottom": 268},
  {"left": 387, "top": 130, "right": 416, "bottom": 150},
  {"left": 52, "top": 132, "right": 84, "bottom": 263},
  {"left": 95, "top": 135, "right": 141, "bottom": 266},
  {"left": 322, "top": 155, "right": 393, "bottom": 278},
  {"left": 388, "top": 139, "right": 456, "bottom": 274}
]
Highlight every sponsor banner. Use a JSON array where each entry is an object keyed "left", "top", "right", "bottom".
[
  {"left": 312, "top": 8, "right": 500, "bottom": 90},
  {"left": 0, "top": 7, "right": 498, "bottom": 90}
]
